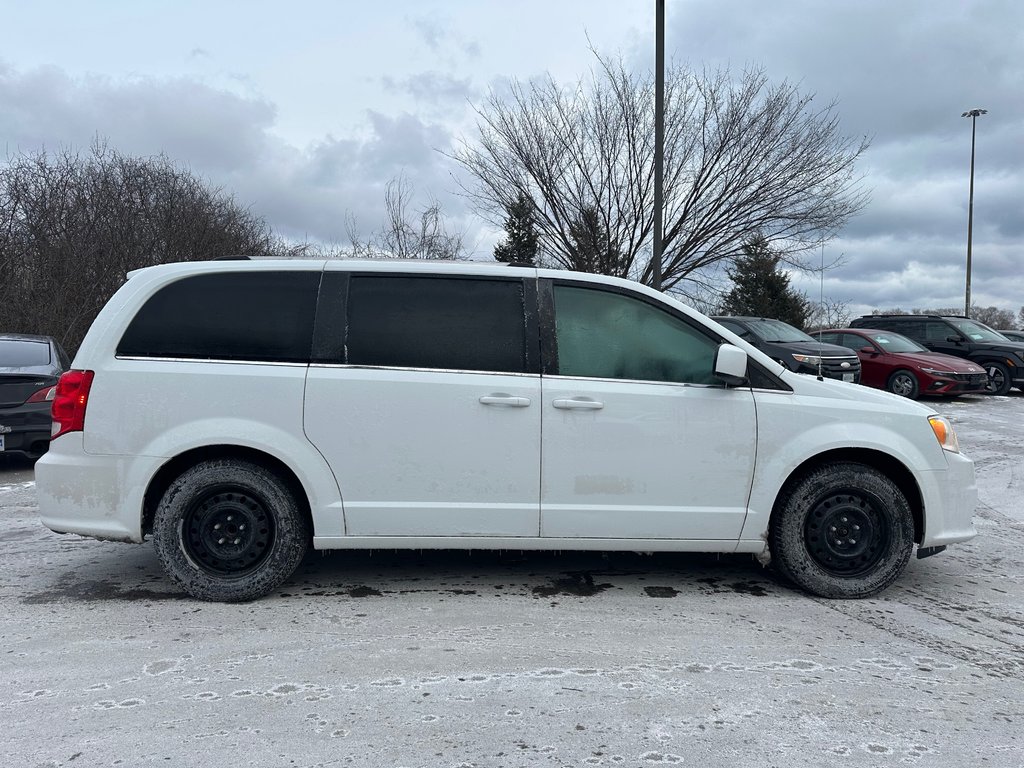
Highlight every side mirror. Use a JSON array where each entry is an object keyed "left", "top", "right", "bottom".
[
  {"left": 859, "top": 345, "right": 877, "bottom": 356},
  {"left": 714, "top": 343, "right": 748, "bottom": 386},
  {"left": 946, "top": 335, "right": 964, "bottom": 344}
]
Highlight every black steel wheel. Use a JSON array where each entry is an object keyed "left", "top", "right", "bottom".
[
  {"left": 769, "top": 462, "right": 914, "bottom": 598},
  {"left": 803, "top": 492, "right": 890, "bottom": 577},
  {"left": 153, "top": 459, "right": 309, "bottom": 602},
  {"left": 181, "top": 488, "right": 275, "bottom": 577},
  {"left": 886, "top": 369, "right": 920, "bottom": 399}
]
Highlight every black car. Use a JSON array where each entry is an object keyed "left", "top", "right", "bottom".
[
  {"left": 849, "top": 315, "right": 1024, "bottom": 395},
  {"left": 0, "top": 334, "right": 69, "bottom": 459},
  {"left": 999, "top": 329, "right": 1024, "bottom": 343},
  {"left": 712, "top": 316, "right": 861, "bottom": 382}
]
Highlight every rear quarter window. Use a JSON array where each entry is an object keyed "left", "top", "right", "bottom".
[
  {"left": 344, "top": 275, "right": 531, "bottom": 374},
  {"left": 117, "top": 271, "right": 321, "bottom": 362}
]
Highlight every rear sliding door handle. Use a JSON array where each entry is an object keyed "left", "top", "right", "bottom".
[
  {"left": 552, "top": 398, "right": 604, "bottom": 410},
  {"left": 479, "top": 394, "right": 532, "bottom": 407}
]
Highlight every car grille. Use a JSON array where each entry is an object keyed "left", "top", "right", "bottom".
[
  {"left": 952, "top": 372, "right": 988, "bottom": 386},
  {"left": 819, "top": 357, "right": 861, "bottom": 380}
]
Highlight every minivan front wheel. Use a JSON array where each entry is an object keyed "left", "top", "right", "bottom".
[
  {"left": 769, "top": 462, "right": 914, "bottom": 598},
  {"left": 152, "top": 459, "right": 309, "bottom": 602}
]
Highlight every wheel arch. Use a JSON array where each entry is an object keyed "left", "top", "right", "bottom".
[
  {"left": 142, "top": 445, "right": 313, "bottom": 539},
  {"left": 771, "top": 448, "right": 924, "bottom": 545}
]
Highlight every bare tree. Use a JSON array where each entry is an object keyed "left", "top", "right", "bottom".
[
  {"left": 344, "top": 175, "right": 465, "bottom": 261},
  {"left": 967, "top": 306, "right": 1017, "bottom": 329},
  {"left": 0, "top": 142, "right": 274, "bottom": 354},
  {"left": 451, "top": 54, "right": 869, "bottom": 294},
  {"left": 804, "top": 298, "right": 853, "bottom": 331}
]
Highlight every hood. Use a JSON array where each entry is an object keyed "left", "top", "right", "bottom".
[
  {"left": 897, "top": 352, "right": 986, "bottom": 373},
  {"left": 782, "top": 341, "right": 858, "bottom": 358},
  {"left": 973, "top": 340, "right": 1024, "bottom": 355}
]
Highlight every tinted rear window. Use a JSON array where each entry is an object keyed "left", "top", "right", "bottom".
[
  {"left": 0, "top": 339, "right": 51, "bottom": 367},
  {"left": 118, "top": 271, "right": 320, "bottom": 362},
  {"left": 345, "top": 276, "right": 528, "bottom": 373}
]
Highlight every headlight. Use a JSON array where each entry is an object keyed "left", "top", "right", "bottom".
[
  {"left": 792, "top": 354, "right": 822, "bottom": 365},
  {"left": 928, "top": 415, "right": 960, "bottom": 453},
  {"left": 919, "top": 366, "right": 955, "bottom": 376}
]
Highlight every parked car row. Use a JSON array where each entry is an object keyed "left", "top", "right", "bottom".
[
  {"left": 710, "top": 313, "right": 1024, "bottom": 400},
  {"left": 816, "top": 328, "right": 987, "bottom": 399},
  {"left": 0, "top": 334, "right": 69, "bottom": 460},
  {"left": 848, "top": 314, "right": 1024, "bottom": 397}
]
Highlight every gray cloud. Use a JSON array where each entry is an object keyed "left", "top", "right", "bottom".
[
  {"left": 381, "top": 72, "right": 478, "bottom": 110},
  {"left": 0, "top": 61, "right": 476, "bottom": 250},
  {"left": 2, "top": 1, "right": 1021, "bottom": 318},
  {"left": 668, "top": 0, "right": 1024, "bottom": 316}
]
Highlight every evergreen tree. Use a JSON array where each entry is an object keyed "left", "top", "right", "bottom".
[
  {"left": 719, "top": 235, "right": 810, "bottom": 328},
  {"left": 567, "top": 205, "right": 628, "bottom": 277},
  {"left": 493, "top": 192, "right": 539, "bottom": 265}
]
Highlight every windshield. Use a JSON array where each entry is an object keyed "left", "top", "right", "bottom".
[
  {"left": 0, "top": 339, "right": 51, "bottom": 367},
  {"left": 746, "top": 319, "right": 815, "bottom": 343},
  {"left": 865, "top": 331, "right": 927, "bottom": 354},
  {"left": 948, "top": 318, "right": 1008, "bottom": 341}
]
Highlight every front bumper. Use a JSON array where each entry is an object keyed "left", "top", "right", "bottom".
[
  {"left": 792, "top": 362, "right": 861, "bottom": 384},
  {"left": 918, "top": 450, "right": 978, "bottom": 548},
  {"left": 924, "top": 373, "right": 988, "bottom": 396}
]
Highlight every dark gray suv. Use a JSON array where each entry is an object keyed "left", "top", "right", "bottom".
[
  {"left": 712, "top": 316, "right": 861, "bottom": 383},
  {"left": 850, "top": 314, "right": 1024, "bottom": 395}
]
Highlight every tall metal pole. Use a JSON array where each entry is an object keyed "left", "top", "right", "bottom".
[
  {"left": 652, "top": 0, "right": 665, "bottom": 290},
  {"left": 961, "top": 108, "right": 987, "bottom": 318}
]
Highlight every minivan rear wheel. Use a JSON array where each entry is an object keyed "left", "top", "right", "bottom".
[
  {"left": 152, "top": 459, "right": 309, "bottom": 602},
  {"left": 769, "top": 462, "right": 914, "bottom": 598}
]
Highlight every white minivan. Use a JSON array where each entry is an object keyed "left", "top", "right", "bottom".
[{"left": 36, "top": 259, "right": 977, "bottom": 601}]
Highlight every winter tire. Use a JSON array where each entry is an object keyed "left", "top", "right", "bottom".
[
  {"left": 886, "top": 369, "right": 920, "bottom": 399},
  {"left": 769, "top": 462, "right": 914, "bottom": 599},
  {"left": 152, "top": 459, "right": 309, "bottom": 602}
]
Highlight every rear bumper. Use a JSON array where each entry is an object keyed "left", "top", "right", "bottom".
[
  {"left": 0, "top": 402, "right": 52, "bottom": 457},
  {"left": 35, "top": 434, "right": 158, "bottom": 542}
]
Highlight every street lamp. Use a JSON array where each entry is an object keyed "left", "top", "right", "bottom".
[
  {"left": 961, "top": 107, "right": 987, "bottom": 318},
  {"left": 652, "top": 0, "right": 665, "bottom": 291}
]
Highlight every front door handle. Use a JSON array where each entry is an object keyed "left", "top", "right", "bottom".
[
  {"left": 552, "top": 398, "right": 604, "bottom": 410},
  {"left": 479, "top": 394, "right": 531, "bottom": 407}
]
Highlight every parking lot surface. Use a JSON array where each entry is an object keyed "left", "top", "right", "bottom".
[{"left": 2, "top": 393, "right": 1022, "bottom": 767}]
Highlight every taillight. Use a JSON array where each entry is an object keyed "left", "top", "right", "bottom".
[
  {"left": 25, "top": 385, "right": 56, "bottom": 404},
  {"left": 51, "top": 370, "right": 95, "bottom": 440}
]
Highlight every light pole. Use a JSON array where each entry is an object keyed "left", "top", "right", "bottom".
[
  {"left": 961, "top": 108, "right": 987, "bottom": 318},
  {"left": 652, "top": 0, "right": 665, "bottom": 291}
]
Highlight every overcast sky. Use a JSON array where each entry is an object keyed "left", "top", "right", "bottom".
[{"left": 1, "top": 0, "right": 1021, "bottom": 319}]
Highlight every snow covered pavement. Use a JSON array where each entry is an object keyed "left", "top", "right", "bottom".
[{"left": 1, "top": 392, "right": 1022, "bottom": 767}]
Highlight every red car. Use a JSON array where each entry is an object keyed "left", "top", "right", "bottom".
[{"left": 816, "top": 328, "right": 988, "bottom": 399}]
